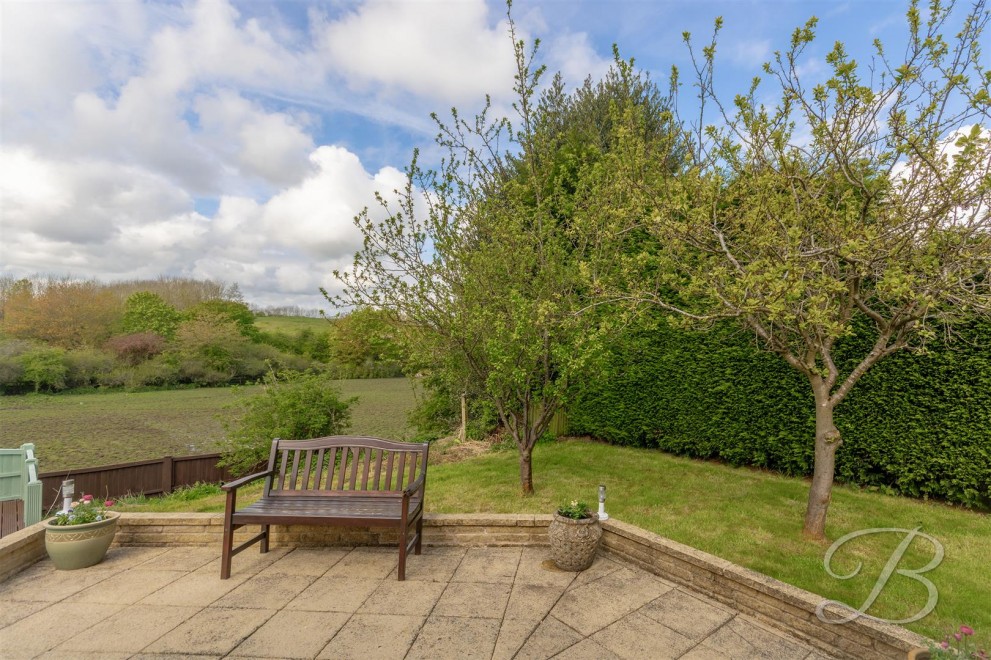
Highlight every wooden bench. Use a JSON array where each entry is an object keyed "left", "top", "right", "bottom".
[{"left": 221, "top": 435, "right": 429, "bottom": 580}]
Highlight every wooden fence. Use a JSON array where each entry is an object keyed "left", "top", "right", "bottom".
[{"left": 37, "top": 453, "right": 234, "bottom": 513}]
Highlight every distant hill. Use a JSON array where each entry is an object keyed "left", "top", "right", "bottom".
[{"left": 254, "top": 315, "right": 335, "bottom": 334}]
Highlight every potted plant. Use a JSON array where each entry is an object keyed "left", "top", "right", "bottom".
[
  {"left": 548, "top": 499, "right": 601, "bottom": 571},
  {"left": 44, "top": 494, "right": 119, "bottom": 570}
]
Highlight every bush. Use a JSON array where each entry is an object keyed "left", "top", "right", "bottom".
[
  {"left": 105, "top": 332, "right": 166, "bottom": 366},
  {"left": 172, "top": 315, "right": 250, "bottom": 381},
  {"left": 121, "top": 357, "right": 180, "bottom": 389},
  {"left": 0, "top": 339, "right": 32, "bottom": 393},
  {"left": 569, "top": 314, "right": 991, "bottom": 509},
  {"left": 64, "top": 348, "right": 116, "bottom": 388},
  {"left": 220, "top": 370, "right": 356, "bottom": 475},
  {"left": 19, "top": 346, "right": 68, "bottom": 392},
  {"left": 120, "top": 292, "right": 182, "bottom": 339},
  {"left": 256, "top": 328, "right": 333, "bottom": 363}
]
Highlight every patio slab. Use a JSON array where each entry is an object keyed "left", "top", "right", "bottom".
[{"left": 0, "top": 544, "right": 835, "bottom": 659}]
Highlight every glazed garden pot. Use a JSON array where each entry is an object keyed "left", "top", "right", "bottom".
[
  {"left": 44, "top": 512, "right": 119, "bottom": 570},
  {"left": 548, "top": 512, "right": 601, "bottom": 571}
]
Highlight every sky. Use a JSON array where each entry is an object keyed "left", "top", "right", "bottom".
[{"left": 1, "top": 0, "right": 923, "bottom": 312}]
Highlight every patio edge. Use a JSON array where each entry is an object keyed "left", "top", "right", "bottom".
[{"left": 0, "top": 512, "right": 929, "bottom": 659}]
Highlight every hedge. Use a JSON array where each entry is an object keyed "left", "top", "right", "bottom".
[{"left": 568, "top": 315, "right": 991, "bottom": 509}]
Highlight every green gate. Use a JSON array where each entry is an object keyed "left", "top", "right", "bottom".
[{"left": 0, "top": 443, "right": 42, "bottom": 537}]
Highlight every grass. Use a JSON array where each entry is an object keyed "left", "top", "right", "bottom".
[
  {"left": 117, "top": 437, "right": 989, "bottom": 646},
  {"left": 253, "top": 315, "right": 334, "bottom": 334},
  {"left": 0, "top": 378, "right": 416, "bottom": 473}
]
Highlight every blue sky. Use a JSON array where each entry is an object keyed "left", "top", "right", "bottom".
[{"left": 0, "top": 0, "right": 922, "bottom": 310}]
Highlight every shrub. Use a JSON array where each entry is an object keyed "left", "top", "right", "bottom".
[
  {"left": 0, "top": 339, "right": 33, "bottom": 393},
  {"left": 0, "top": 355, "right": 24, "bottom": 393},
  {"left": 64, "top": 348, "right": 116, "bottom": 388},
  {"left": 173, "top": 315, "right": 250, "bottom": 380},
  {"left": 187, "top": 300, "right": 258, "bottom": 338},
  {"left": 220, "top": 370, "right": 356, "bottom": 475},
  {"left": 120, "top": 292, "right": 182, "bottom": 339},
  {"left": 19, "top": 346, "right": 68, "bottom": 392},
  {"left": 105, "top": 332, "right": 166, "bottom": 366},
  {"left": 122, "top": 357, "right": 179, "bottom": 389}
]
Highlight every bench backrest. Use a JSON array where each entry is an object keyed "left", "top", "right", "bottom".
[{"left": 264, "top": 436, "right": 429, "bottom": 497}]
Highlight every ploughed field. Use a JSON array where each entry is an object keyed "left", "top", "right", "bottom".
[{"left": 0, "top": 377, "right": 416, "bottom": 473}]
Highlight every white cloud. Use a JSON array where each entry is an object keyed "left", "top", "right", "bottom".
[
  {"left": 0, "top": 149, "right": 192, "bottom": 245},
  {"left": 0, "top": 141, "right": 405, "bottom": 308},
  {"left": 546, "top": 32, "right": 612, "bottom": 87},
  {"left": 259, "top": 146, "right": 405, "bottom": 258},
  {"left": 194, "top": 91, "right": 315, "bottom": 187},
  {"left": 315, "top": 0, "right": 518, "bottom": 103}
]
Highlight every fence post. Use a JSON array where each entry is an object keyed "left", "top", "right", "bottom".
[
  {"left": 21, "top": 444, "right": 41, "bottom": 526},
  {"left": 162, "top": 456, "right": 173, "bottom": 495}
]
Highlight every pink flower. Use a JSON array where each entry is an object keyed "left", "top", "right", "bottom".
[
  {"left": 81, "top": 494, "right": 93, "bottom": 503},
  {"left": 940, "top": 641, "right": 950, "bottom": 649},
  {"left": 960, "top": 625, "right": 974, "bottom": 636},
  {"left": 104, "top": 499, "right": 115, "bottom": 507},
  {"left": 954, "top": 633, "right": 962, "bottom": 641}
]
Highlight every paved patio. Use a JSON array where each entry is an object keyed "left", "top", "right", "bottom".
[{"left": 0, "top": 544, "right": 834, "bottom": 659}]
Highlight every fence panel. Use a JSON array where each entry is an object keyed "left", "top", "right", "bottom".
[{"left": 38, "top": 453, "right": 231, "bottom": 512}]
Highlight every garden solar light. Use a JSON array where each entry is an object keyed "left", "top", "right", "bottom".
[
  {"left": 598, "top": 484, "right": 609, "bottom": 521},
  {"left": 61, "top": 479, "right": 74, "bottom": 514}
]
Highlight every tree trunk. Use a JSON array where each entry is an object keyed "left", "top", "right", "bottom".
[
  {"left": 519, "top": 445, "right": 534, "bottom": 495},
  {"left": 804, "top": 386, "right": 841, "bottom": 540}
]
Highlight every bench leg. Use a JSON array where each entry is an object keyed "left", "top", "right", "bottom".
[
  {"left": 398, "top": 526, "right": 408, "bottom": 581},
  {"left": 260, "top": 524, "right": 269, "bottom": 553},
  {"left": 221, "top": 522, "right": 234, "bottom": 580},
  {"left": 415, "top": 515, "right": 424, "bottom": 555}
]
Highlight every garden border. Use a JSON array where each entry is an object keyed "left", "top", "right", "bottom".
[{"left": 0, "top": 512, "right": 928, "bottom": 658}]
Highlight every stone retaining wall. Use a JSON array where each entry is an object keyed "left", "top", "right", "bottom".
[
  {"left": 0, "top": 522, "right": 45, "bottom": 583},
  {"left": 0, "top": 513, "right": 927, "bottom": 658}
]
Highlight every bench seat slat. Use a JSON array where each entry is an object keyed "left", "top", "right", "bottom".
[
  {"left": 233, "top": 495, "right": 422, "bottom": 524},
  {"left": 266, "top": 489, "right": 405, "bottom": 498}
]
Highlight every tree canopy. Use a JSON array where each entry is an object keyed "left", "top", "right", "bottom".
[
  {"left": 334, "top": 17, "right": 683, "bottom": 493},
  {"left": 589, "top": 0, "right": 990, "bottom": 538}
]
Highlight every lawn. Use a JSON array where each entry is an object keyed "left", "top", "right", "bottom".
[
  {"left": 119, "top": 438, "right": 990, "bottom": 646},
  {"left": 0, "top": 378, "right": 417, "bottom": 473}
]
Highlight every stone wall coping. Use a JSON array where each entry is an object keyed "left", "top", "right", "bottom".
[{"left": 0, "top": 521, "right": 46, "bottom": 552}]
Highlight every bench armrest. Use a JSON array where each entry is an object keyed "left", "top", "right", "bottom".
[
  {"left": 222, "top": 469, "right": 274, "bottom": 492},
  {"left": 403, "top": 473, "right": 426, "bottom": 499}
]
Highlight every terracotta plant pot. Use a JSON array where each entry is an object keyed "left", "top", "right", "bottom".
[
  {"left": 548, "top": 512, "right": 601, "bottom": 571},
  {"left": 44, "top": 512, "right": 119, "bottom": 570}
]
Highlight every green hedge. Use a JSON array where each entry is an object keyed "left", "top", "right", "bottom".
[{"left": 568, "top": 316, "right": 991, "bottom": 509}]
